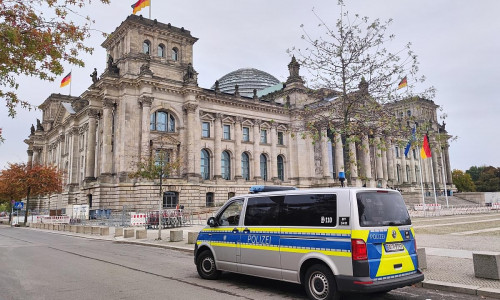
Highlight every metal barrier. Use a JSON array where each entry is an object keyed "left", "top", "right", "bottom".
[{"left": 410, "top": 205, "right": 500, "bottom": 218}]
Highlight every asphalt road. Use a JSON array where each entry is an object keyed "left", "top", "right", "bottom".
[{"left": 0, "top": 226, "right": 494, "bottom": 300}]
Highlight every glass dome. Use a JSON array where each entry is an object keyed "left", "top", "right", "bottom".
[{"left": 212, "top": 68, "right": 280, "bottom": 97}]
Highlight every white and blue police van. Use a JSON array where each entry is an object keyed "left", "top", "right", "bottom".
[{"left": 194, "top": 186, "right": 423, "bottom": 300}]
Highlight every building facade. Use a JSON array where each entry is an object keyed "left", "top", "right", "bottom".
[{"left": 24, "top": 15, "right": 452, "bottom": 211}]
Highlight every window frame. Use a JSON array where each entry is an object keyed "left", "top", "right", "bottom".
[
  {"left": 201, "top": 149, "right": 210, "bottom": 180},
  {"left": 242, "top": 127, "right": 250, "bottom": 142},
  {"left": 150, "top": 111, "right": 176, "bottom": 132},
  {"left": 221, "top": 150, "right": 231, "bottom": 180},
  {"left": 241, "top": 152, "right": 250, "bottom": 180},
  {"left": 171, "top": 47, "right": 179, "bottom": 61},
  {"left": 277, "top": 131, "right": 284, "bottom": 145},
  {"left": 143, "top": 40, "right": 151, "bottom": 55},
  {"left": 202, "top": 122, "right": 210, "bottom": 138},
  {"left": 223, "top": 124, "right": 231, "bottom": 140},
  {"left": 157, "top": 44, "right": 165, "bottom": 57},
  {"left": 260, "top": 154, "right": 268, "bottom": 181},
  {"left": 277, "top": 155, "right": 284, "bottom": 181},
  {"left": 260, "top": 129, "right": 267, "bottom": 143}
]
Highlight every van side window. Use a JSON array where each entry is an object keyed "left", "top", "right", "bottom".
[
  {"left": 244, "top": 196, "right": 282, "bottom": 226},
  {"left": 217, "top": 200, "right": 243, "bottom": 226},
  {"left": 282, "top": 194, "right": 337, "bottom": 227}
]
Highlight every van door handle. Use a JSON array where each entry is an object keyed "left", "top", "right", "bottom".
[
  {"left": 243, "top": 228, "right": 250, "bottom": 234},
  {"left": 232, "top": 228, "right": 239, "bottom": 233}
]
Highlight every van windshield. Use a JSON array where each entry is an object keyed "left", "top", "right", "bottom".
[{"left": 357, "top": 191, "right": 411, "bottom": 227}]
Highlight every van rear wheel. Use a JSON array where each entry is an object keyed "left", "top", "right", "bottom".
[
  {"left": 304, "top": 264, "right": 339, "bottom": 300},
  {"left": 196, "top": 250, "right": 220, "bottom": 280}
]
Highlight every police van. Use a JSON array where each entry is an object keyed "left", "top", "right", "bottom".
[{"left": 194, "top": 186, "right": 423, "bottom": 300}]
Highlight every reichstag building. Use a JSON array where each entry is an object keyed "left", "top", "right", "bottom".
[{"left": 24, "top": 15, "right": 453, "bottom": 211}]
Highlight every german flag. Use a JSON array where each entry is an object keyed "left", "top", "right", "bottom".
[
  {"left": 60, "top": 72, "right": 71, "bottom": 88},
  {"left": 397, "top": 76, "right": 407, "bottom": 89},
  {"left": 420, "top": 133, "right": 432, "bottom": 159},
  {"left": 132, "top": 0, "right": 150, "bottom": 14}
]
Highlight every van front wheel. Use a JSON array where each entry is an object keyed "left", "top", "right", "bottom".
[
  {"left": 196, "top": 250, "right": 220, "bottom": 280},
  {"left": 304, "top": 264, "right": 339, "bottom": 300}
]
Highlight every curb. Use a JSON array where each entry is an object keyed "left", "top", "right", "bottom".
[
  {"left": 422, "top": 280, "right": 500, "bottom": 299},
  {"left": 114, "top": 240, "right": 194, "bottom": 254}
]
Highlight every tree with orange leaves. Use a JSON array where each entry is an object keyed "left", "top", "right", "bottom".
[
  {"left": 0, "top": 0, "right": 111, "bottom": 141},
  {"left": 0, "top": 163, "right": 63, "bottom": 225}
]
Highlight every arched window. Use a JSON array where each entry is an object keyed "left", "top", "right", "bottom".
[
  {"left": 406, "top": 165, "right": 411, "bottom": 182},
  {"left": 171, "top": 47, "right": 178, "bottom": 61},
  {"left": 241, "top": 152, "right": 250, "bottom": 180},
  {"left": 201, "top": 149, "right": 210, "bottom": 180},
  {"left": 277, "top": 155, "right": 284, "bottom": 181},
  {"left": 157, "top": 44, "right": 165, "bottom": 57},
  {"left": 221, "top": 151, "right": 231, "bottom": 180},
  {"left": 206, "top": 192, "right": 214, "bottom": 207},
  {"left": 143, "top": 40, "right": 150, "bottom": 54},
  {"left": 260, "top": 154, "right": 267, "bottom": 181},
  {"left": 150, "top": 111, "right": 175, "bottom": 132},
  {"left": 407, "top": 110, "right": 412, "bottom": 117},
  {"left": 395, "top": 146, "right": 400, "bottom": 158}
]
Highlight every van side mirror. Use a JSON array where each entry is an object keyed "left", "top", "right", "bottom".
[{"left": 207, "top": 217, "right": 217, "bottom": 227}]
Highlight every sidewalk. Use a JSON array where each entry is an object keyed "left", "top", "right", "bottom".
[{"left": 19, "top": 224, "right": 500, "bottom": 299}]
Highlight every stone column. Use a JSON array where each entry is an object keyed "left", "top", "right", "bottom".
[
  {"left": 27, "top": 150, "right": 33, "bottom": 168},
  {"left": 375, "top": 136, "right": 384, "bottom": 183},
  {"left": 334, "top": 133, "right": 345, "bottom": 179},
  {"left": 234, "top": 117, "right": 243, "bottom": 179},
  {"left": 253, "top": 119, "right": 261, "bottom": 180},
  {"left": 321, "top": 128, "right": 330, "bottom": 178},
  {"left": 348, "top": 140, "right": 359, "bottom": 185},
  {"left": 101, "top": 98, "right": 114, "bottom": 175},
  {"left": 288, "top": 130, "right": 297, "bottom": 181},
  {"left": 213, "top": 113, "right": 222, "bottom": 179},
  {"left": 381, "top": 142, "right": 388, "bottom": 184},
  {"left": 445, "top": 145, "right": 452, "bottom": 184},
  {"left": 70, "top": 128, "right": 79, "bottom": 184},
  {"left": 183, "top": 103, "right": 198, "bottom": 177},
  {"left": 139, "top": 96, "right": 153, "bottom": 157},
  {"left": 271, "top": 123, "right": 278, "bottom": 180},
  {"left": 386, "top": 138, "right": 395, "bottom": 183},
  {"left": 401, "top": 146, "right": 408, "bottom": 184},
  {"left": 85, "top": 109, "right": 99, "bottom": 180},
  {"left": 362, "top": 135, "right": 372, "bottom": 184},
  {"left": 410, "top": 148, "right": 416, "bottom": 184}
]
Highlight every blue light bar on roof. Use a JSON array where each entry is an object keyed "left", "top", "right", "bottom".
[{"left": 249, "top": 185, "right": 297, "bottom": 194}]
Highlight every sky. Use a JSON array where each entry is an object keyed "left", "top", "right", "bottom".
[{"left": 1, "top": 0, "right": 499, "bottom": 171}]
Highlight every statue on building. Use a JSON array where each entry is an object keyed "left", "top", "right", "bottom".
[
  {"left": 253, "top": 88, "right": 257, "bottom": 98},
  {"left": 214, "top": 80, "right": 220, "bottom": 93},
  {"left": 30, "top": 124, "right": 35, "bottom": 135},
  {"left": 286, "top": 55, "right": 304, "bottom": 84},
  {"left": 183, "top": 63, "right": 197, "bottom": 83},
  {"left": 36, "top": 119, "right": 44, "bottom": 131},
  {"left": 106, "top": 55, "right": 120, "bottom": 75},
  {"left": 90, "top": 68, "right": 98, "bottom": 83},
  {"left": 234, "top": 84, "right": 240, "bottom": 96}
]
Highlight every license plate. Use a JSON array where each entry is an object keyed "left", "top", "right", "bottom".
[{"left": 384, "top": 242, "right": 404, "bottom": 252}]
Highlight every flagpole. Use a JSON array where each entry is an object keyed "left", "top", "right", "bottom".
[
  {"left": 149, "top": 0, "right": 151, "bottom": 19},
  {"left": 429, "top": 153, "right": 438, "bottom": 205},
  {"left": 417, "top": 146, "right": 425, "bottom": 206},
  {"left": 69, "top": 69, "right": 72, "bottom": 96}
]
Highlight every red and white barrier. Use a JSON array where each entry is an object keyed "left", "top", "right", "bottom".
[
  {"left": 131, "top": 213, "right": 147, "bottom": 226},
  {"left": 41, "top": 216, "right": 70, "bottom": 224},
  {"left": 492, "top": 203, "right": 500, "bottom": 210},
  {"left": 414, "top": 204, "right": 442, "bottom": 211}
]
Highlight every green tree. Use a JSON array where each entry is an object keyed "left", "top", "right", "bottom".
[
  {"left": 475, "top": 166, "right": 500, "bottom": 192},
  {"left": 289, "top": 1, "right": 434, "bottom": 180},
  {"left": 452, "top": 169, "right": 476, "bottom": 192},
  {"left": 466, "top": 166, "right": 484, "bottom": 182},
  {"left": 0, "top": 0, "right": 110, "bottom": 140}
]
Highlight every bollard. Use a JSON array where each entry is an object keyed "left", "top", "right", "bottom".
[
  {"left": 136, "top": 229, "right": 147, "bottom": 239},
  {"left": 123, "top": 228, "right": 134, "bottom": 238},
  {"left": 99, "top": 227, "right": 109, "bottom": 236},
  {"left": 115, "top": 227, "right": 124, "bottom": 237},
  {"left": 187, "top": 231, "right": 199, "bottom": 244},
  {"left": 91, "top": 226, "right": 100, "bottom": 235},
  {"left": 84, "top": 226, "right": 92, "bottom": 234},
  {"left": 48, "top": 224, "right": 54, "bottom": 230},
  {"left": 417, "top": 248, "right": 427, "bottom": 270},
  {"left": 70, "top": 225, "right": 77, "bottom": 233},
  {"left": 65, "top": 224, "right": 71, "bottom": 232},
  {"left": 473, "top": 252, "right": 500, "bottom": 280},
  {"left": 76, "top": 226, "right": 84, "bottom": 234},
  {"left": 170, "top": 230, "right": 183, "bottom": 242}
]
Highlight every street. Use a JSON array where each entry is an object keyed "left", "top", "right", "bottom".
[{"left": 0, "top": 226, "right": 494, "bottom": 300}]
